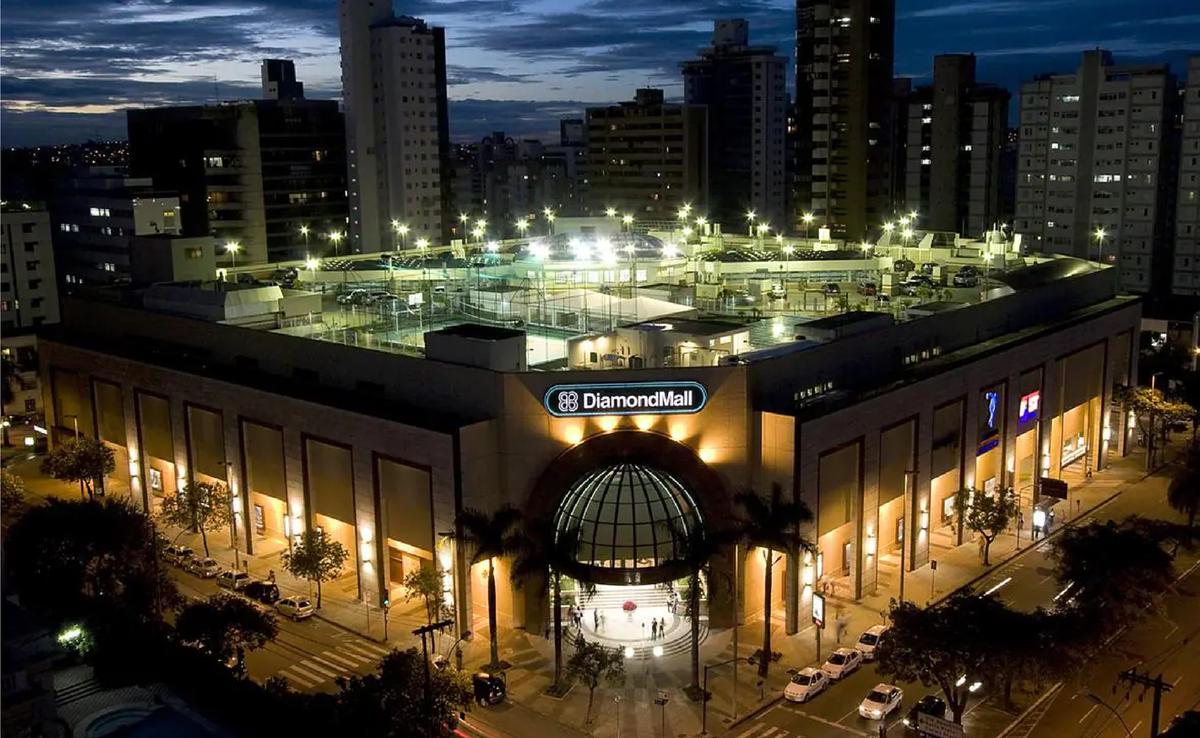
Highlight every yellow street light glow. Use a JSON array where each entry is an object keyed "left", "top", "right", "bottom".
[
  {"left": 475, "top": 218, "right": 486, "bottom": 229},
  {"left": 397, "top": 224, "right": 409, "bottom": 236},
  {"left": 605, "top": 207, "right": 617, "bottom": 217},
  {"left": 746, "top": 210, "right": 756, "bottom": 221},
  {"left": 621, "top": 214, "right": 634, "bottom": 225},
  {"left": 390, "top": 218, "right": 399, "bottom": 229},
  {"left": 546, "top": 212, "right": 556, "bottom": 222},
  {"left": 416, "top": 238, "right": 430, "bottom": 249},
  {"left": 783, "top": 245, "right": 795, "bottom": 255},
  {"left": 459, "top": 213, "right": 469, "bottom": 223},
  {"left": 883, "top": 222, "right": 895, "bottom": 232},
  {"left": 899, "top": 215, "right": 911, "bottom": 226},
  {"left": 543, "top": 207, "right": 554, "bottom": 218},
  {"left": 682, "top": 226, "right": 693, "bottom": 237},
  {"left": 304, "top": 257, "right": 319, "bottom": 271},
  {"left": 902, "top": 228, "right": 914, "bottom": 240},
  {"left": 909, "top": 210, "right": 918, "bottom": 219},
  {"left": 757, "top": 223, "right": 769, "bottom": 235},
  {"left": 515, "top": 219, "right": 529, "bottom": 232},
  {"left": 775, "top": 234, "right": 783, "bottom": 244},
  {"left": 802, "top": 212, "right": 815, "bottom": 224},
  {"left": 695, "top": 216, "right": 707, "bottom": 227},
  {"left": 485, "top": 240, "right": 500, "bottom": 253},
  {"left": 471, "top": 226, "right": 484, "bottom": 239},
  {"left": 299, "top": 225, "right": 310, "bottom": 236},
  {"left": 224, "top": 240, "right": 240, "bottom": 253},
  {"left": 328, "top": 230, "right": 343, "bottom": 242},
  {"left": 1094, "top": 227, "right": 1106, "bottom": 241}
]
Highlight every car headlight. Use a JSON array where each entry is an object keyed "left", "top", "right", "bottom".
[{"left": 902, "top": 718, "right": 911, "bottom": 726}]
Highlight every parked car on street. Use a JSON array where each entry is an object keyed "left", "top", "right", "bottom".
[
  {"left": 336, "top": 289, "right": 367, "bottom": 306},
  {"left": 821, "top": 647, "right": 863, "bottom": 681},
  {"left": 472, "top": 672, "right": 506, "bottom": 706},
  {"left": 276, "top": 596, "right": 315, "bottom": 620},
  {"left": 859, "top": 683, "right": 904, "bottom": 720},
  {"left": 243, "top": 581, "right": 281, "bottom": 606},
  {"left": 216, "top": 570, "right": 252, "bottom": 591},
  {"left": 162, "top": 545, "right": 195, "bottom": 566},
  {"left": 823, "top": 282, "right": 842, "bottom": 295},
  {"left": 186, "top": 557, "right": 222, "bottom": 578},
  {"left": 857, "top": 281, "right": 878, "bottom": 296},
  {"left": 784, "top": 667, "right": 829, "bottom": 703},
  {"left": 953, "top": 271, "right": 979, "bottom": 287},
  {"left": 855, "top": 624, "right": 888, "bottom": 661},
  {"left": 903, "top": 694, "right": 947, "bottom": 731}
]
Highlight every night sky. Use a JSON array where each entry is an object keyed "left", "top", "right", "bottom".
[{"left": 1, "top": 0, "right": 1196, "bottom": 147}]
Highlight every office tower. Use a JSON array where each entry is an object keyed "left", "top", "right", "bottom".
[
  {"left": 339, "top": 1, "right": 450, "bottom": 251},
  {"left": 903, "top": 55, "right": 1009, "bottom": 236},
  {"left": 794, "top": 0, "right": 895, "bottom": 240},
  {"left": 50, "top": 167, "right": 181, "bottom": 286},
  {"left": 262, "top": 59, "right": 304, "bottom": 101},
  {"left": 682, "top": 20, "right": 787, "bottom": 231},
  {"left": 1015, "top": 50, "right": 1175, "bottom": 293},
  {"left": 887, "top": 77, "right": 912, "bottom": 217},
  {"left": 127, "top": 98, "right": 347, "bottom": 264},
  {"left": 585, "top": 89, "right": 708, "bottom": 221},
  {"left": 1173, "top": 56, "right": 1200, "bottom": 295},
  {"left": 1, "top": 202, "right": 59, "bottom": 330}
]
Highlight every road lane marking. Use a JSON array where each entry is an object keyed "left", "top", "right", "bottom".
[
  {"left": 1164, "top": 622, "right": 1180, "bottom": 640},
  {"left": 321, "top": 650, "right": 365, "bottom": 668},
  {"left": 759, "top": 729, "right": 778, "bottom": 738},
  {"left": 733, "top": 725, "right": 760, "bottom": 738},
  {"left": 1172, "top": 676, "right": 1183, "bottom": 687},
  {"left": 281, "top": 667, "right": 323, "bottom": 688},
  {"left": 1079, "top": 704, "right": 1098, "bottom": 723},
  {"left": 299, "top": 658, "right": 342, "bottom": 679},
  {"left": 984, "top": 577, "right": 1013, "bottom": 595},
  {"left": 1130, "top": 721, "right": 1143, "bottom": 735},
  {"left": 344, "top": 641, "right": 390, "bottom": 658},
  {"left": 796, "top": 711, "right": 869, "bottom": 736}
]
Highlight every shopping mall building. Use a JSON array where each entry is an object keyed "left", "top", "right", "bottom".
[{"left": 38, "top": 247, "right": 1139, "bottom": 639}]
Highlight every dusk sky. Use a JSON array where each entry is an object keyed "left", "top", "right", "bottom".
[{"left": 1, "top": 0, "right": 1197, "bottom": 147}]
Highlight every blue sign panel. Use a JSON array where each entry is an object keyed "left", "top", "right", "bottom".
[{"left": 544, "top": 381, "right": 708, "bottom": 417}]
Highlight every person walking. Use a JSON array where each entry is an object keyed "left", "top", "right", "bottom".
[
  {"left": 835, "top": 610, "right": 848, "bottom": 644},
  {"left": 593, "top": 609, "right": 599, "bottom": 630}
]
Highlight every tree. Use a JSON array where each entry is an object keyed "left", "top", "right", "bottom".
[
  {"left": 733, "top": 483, "right": 815, "bottom": 677},
  {"left": 2, "top": 467, "right": 27, "bottom": 512},
  {"left": 1049, "top": 517, "right": 1174, "bottom": 635},
  {"left": 663, "top": 520, "right": 732, "bottom": 699},
  {"left": 41, "top": 436, "right": 115, "bottom": 499},
  {"left": 402, "top": 565, "right": 447, "bottom": 626},
  {"left": 454, "top": 505, "right": 524, "bottom": 669},
  {"left": 281, "top": 529, "right": 349, "bottom": 609},
  {"left": 564, "top": 634, "right": 625, "bottom": 725},
  {"left": 157, "top": 480, "right": 232, "bottom": 557},
  {"left": 1115, "top": 385, "right": 1194, "bottom": 471},
  {"left": 176, "top": 593, "right": 278, "bottom": 674},
  {"left": 511, "top": 516, "right": 585, "bottom": 695},
  {"left": 953, "top": 486, "right": 1018, "bottom": 565},
  {"left": 876, "top": 592, "right": 1001, "bottom": 723},
  {"left": 1168, "top": 442, "right": 1200, "bottom": 532},
  {"left": 333, "top": 647, "right": 471, "bottom": 737},
  {"left": 4, "top": 497, "right": 179, "bottom": 623}
]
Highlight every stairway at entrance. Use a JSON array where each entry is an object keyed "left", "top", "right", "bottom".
[
  {"left": 577, "top": 583, "right": 673, "bottom": 611},
  {"left": 569, "top": 583, "right": 705, "bottom": 659}
]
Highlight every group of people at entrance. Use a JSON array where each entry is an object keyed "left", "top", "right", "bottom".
[{"left": 645, "top": 617, "right": 667, "bottom": 640}]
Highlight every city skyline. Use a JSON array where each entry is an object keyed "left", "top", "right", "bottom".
[{"left": 1, "top": 0, "right": 1196, "bottom": 147}]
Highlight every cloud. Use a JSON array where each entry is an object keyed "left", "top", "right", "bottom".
[
  {"left": 447, "top": 66, "right": 531, "bottom": 86},
  {"left": 902, "top": 1, "right": 1066, "bottom": 19}
]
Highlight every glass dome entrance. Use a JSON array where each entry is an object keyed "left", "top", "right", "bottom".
[{"left": 554, "top": 462, "right": 704, "bottom": 583}]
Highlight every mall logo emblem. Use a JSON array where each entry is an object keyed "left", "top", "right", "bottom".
[
  {"left": 557, "top": 391, "right": 580, "bottom": 414},
  {"left": 544, "top": 381, "right": 708, "bottom": 417}
]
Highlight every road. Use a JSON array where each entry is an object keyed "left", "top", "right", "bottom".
[{"left": 725, "top": 470, "right": 1197, "bottom": 738}]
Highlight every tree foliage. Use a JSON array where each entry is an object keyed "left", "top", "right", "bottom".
[
  {"left": 511, "top": 516, "right": 585, "bottom": 694},
  {"left": 663, "top": 520, "right": 734, "bottom": 698},
  {"left": 1, "top": 467, "right": 28, "bottom": 512},
  {"left": 333, "top": 647, "right": 471, "bottom": 738},
  {"left": 1049, "top": 517, "right": 1174, "bottom": 635},
  {"left": 41, "top": 436, "right": 115, "bottom": 499},
  {"left": 564, "top": 634, "right": 625, "bottom": 725},
  {"left": 876, "top": 592, "right": 1002, "bottom": 723},
  {"left": 733, "top": 483, "right": 815, "bottom": 677},
  {"left": 1168, "top": 442, "right": 1200, "bottom": 530},
  {"left": 454, "top": 505, "right": 524, "bottom": 669},
  {"left": 176, "top": 593, "right": 278, "bottom": 674},
  {"left": 3, "top": 497, "right": 179, "bottom": 623},
  {"left": 280, "top": 529, "right": 349, "bottom": 609},
  {"left": 1115, "top": 385, "right": 1194, "bottom": 469},
  {"left": 402, "top": 565, "right": 447, "bottom": 626},
  {"left": 157, "top": 480, "right": 232, "bottom": 557},
  {"left": 953, "top": 486, "right": 1018, "bottom": 565}
]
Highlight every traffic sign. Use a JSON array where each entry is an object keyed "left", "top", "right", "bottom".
[{"left": 917, "top": 712, "right": 965, "bottom": 738}]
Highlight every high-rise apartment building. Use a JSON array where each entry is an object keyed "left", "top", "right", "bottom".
[
  {"left": 585, "top": 89, "right": 708, "bottom": 221},
  {"left": 51, "top": 167, "right": 181, "bottom": 286},
  {"left": 1172, "top": 56, "right": 1200, "bottom": 295},
  {"left": 339, "top": 1, "right": 450, "bottom": 250},
  {"left": 127, "top": 98, "right": 347, "bottom": 264},
  {"left": 262, "top": 59, "right": 305, "bottom": 101},
  {"left": 1015, "top": 50, "right": 1175, "bottom": 293},
  {"left": 903, "top": 55, "right": 1009, "bottom": 236},
  {"left": 794, "top": 0, "right": 895, "bottom": 240},
  {"left": 682, "top": 20, "right": 787, "bottom": 231},
  {"left": 1, "top": 202, "right": 59, "bottom": 330}
]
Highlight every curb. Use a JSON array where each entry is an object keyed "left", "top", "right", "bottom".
[
  {"left": 994, "top": 682, "right": 1064, "bottom": 738},
  {"left": 313, "top": 611, "right": 389, "bottom": 643},
  {"left": 722, "top": 694, "right": 783, "bottom": 733}
]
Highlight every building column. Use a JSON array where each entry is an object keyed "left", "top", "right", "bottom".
[
  {"left": 169, "top": 396, "right": 190, "bottom": 495},
  {"left": 352, "top": 446, "right": 383, "bottom": 606},
  {"left": 282, "top": 427, "right": 307, "bottom": 543},
  {"left": 222, "top": 412, "right": 252, "bottom": 558},
  {"left": 857, "top": 430, "right": 881, "bottom": 600},
  {"left": 910, "top": 407, "right": 933, "bottom": 569},
  {"left": 785, "top": 550, "right": 799, "bottom": 635},
  {"left": 121, "top": 382, "right": 148, "bottom": 513}
]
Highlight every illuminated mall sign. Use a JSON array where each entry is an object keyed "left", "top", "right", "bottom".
[{"left": 544, "top": 381, "right": 708, "bottom": 417}]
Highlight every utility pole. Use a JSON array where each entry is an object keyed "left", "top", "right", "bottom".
[
  {"left": 414, "top": 618, "right": 455, "bottom": 738},
  {"left": 1116, "top": 668, "right": 1173, "bottom": 737}
]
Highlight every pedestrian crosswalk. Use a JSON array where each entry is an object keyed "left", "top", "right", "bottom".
[
  {"left": 276, "top": 639, "right": 392, "bottom": 690},
  {"left": 731, "top": 725, "right": 793, "bottom": 738}
]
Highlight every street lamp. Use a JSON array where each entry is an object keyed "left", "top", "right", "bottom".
[
  {"left": 328, "top": 230, "right": 344, "bottom": 256},
  {"left": 605, "top": 206, "right": 617, "bottom": 218},
  {"left": 393, "top": 221, "right": 409, "bottom": 250},
  {"left": 544, "top": 208, "right": 556, "bottom": 235},
  {"left": 802, "top": 212, "right": 815, "bottom": 240},
  {"left": 224, "top": 240, "right": 240, "bottom": 268},
  {"left": 515, "top": 218, "right": 529, "bottom": 237},
  {"left": 416, "top": 238, "right": 430, "bottom": 251},
  {"left": 471, "top": 226, "right": 485, "bottom": 243},
  {"left": 1094, "top": 227, "right": 1107, "bottom": 264},
  {"left": 695, "top": 216, "right": 707, "bottom": 229},
  {"left": 746, "top": 210, "right": 756, "bottom": 237},
  {"left": 299, "top": 224, "right": 310, "bottom": 248},
  {"left": 621, "top": 213, "right": 634, "bottom": 233}
]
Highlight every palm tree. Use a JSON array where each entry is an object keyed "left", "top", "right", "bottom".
[
  {"left": 733, "top": 483, "right": 815, "bottom": 678},
  {"left": 663, "top": 520, "right": 732, "bottom": 699},
  {"left": 1168, "top": 442, "right": 1200, "bottom": 533},
  {"left": 511, "top": 517, "right": 585, "bottom": 695},
  {"left": 455, "top": 505, "right": 524, "bottom": 669}
]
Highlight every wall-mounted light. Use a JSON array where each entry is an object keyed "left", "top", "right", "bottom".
[
  {"left": 919, "top": 509, "right": 929, "bottom": 532},
  {"left": 360, "top": 542, "right": 373, "bottom": 562},
  {"left": 1102, "top": 425, "right": 1112, "bottom": 442},
  {"left": 359, "top": 524, "right": 374, "bottom": 543},
  {"left": 1128, "top": 413, "right": 1137, "bottom": 429},
  {"left": 129, "top": 460, "right": 140, "bottom": 477},
  {"left": 816, "top": 553, "right": 824, "bottom": 579},
  {"left": 865, "top": 528, "right": 877, "bottom": 557},
  {"left": 597, "top": 415, "right": 619, "bottom": 432},
  {"left": 698, "top": 447, "right": 717, "bottom": 463},
  {"left": 231, "top": 495, "right": 242, "bottom": 515}
]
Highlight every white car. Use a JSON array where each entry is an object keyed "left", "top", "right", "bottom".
[
  {"left": 216, "top": 570, "right": 252, "bottom": 591},
  {"left": 163, "top": 544, "right": 195, "bottom": 566},
  {"left": 276, "top": 596, "right": 315, "bottom": 621},
  {"left": 859, "top": 683, "right": 904, "bottom": 720},
  {"left": 186, "top": 557, "right": 222, "bottom": 578},
  {"left": 784, "top": 667, "right": 828, "bottom": 703},
  {"left": 821, "top": 647, "right": 863, "bottom": 681},
  {"left": 855, "top": 624, "right": 888, "bottom": 661}
]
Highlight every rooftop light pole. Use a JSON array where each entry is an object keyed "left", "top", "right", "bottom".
[
  {"left": 1094, "top": 227, "right": 1107, "bottom": 264},
  {"left": 515, "top": 218, "right": 529, "bottom": 239},
  {"left": 328, "top": 230, "right": 343, "bottom": 257},
  {"left": 299, "top": 224, "right": 310, "bottom": 249},
  {"left": 224, "top": 240, "right": 240, "bottom": 268},
  {"left": 746, "top": 210, "right": 756, "bottom": 238},
  {"left": 621, "top": 213, "right": 634, "bottom": 233},
  {"left": 802, "top": 212, "right": 815, "bottom": 241},
  {"left": 392, "top": 220, "right": 409, "bottom": 251},
  {"left": 544, "top": 207, "right": 556, "bottom": 236}
]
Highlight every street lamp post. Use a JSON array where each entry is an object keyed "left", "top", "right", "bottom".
[
  {"left": 802, "top": 212, "right": 814, "bottom": 241},
  {"left": 746, "top": 210, "right": 756, "bottom": 238},
  {"left": 1094, "top": 227, "right": 1107, "bottom": 264},
  {"left": 328, "top": 230, "right": 343, "bottom": 257},
  {"left": 621, "top": 213, "right": 633, "bottom": 234},
  {"left": 299, "top": 224, "right": 310, "bottom": 250},
  {"left": 543, "top": 208, "right": 556, "bottom": 236},
  {"left": 224, "top": 240, "right": 240, "bottom": 268}
]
